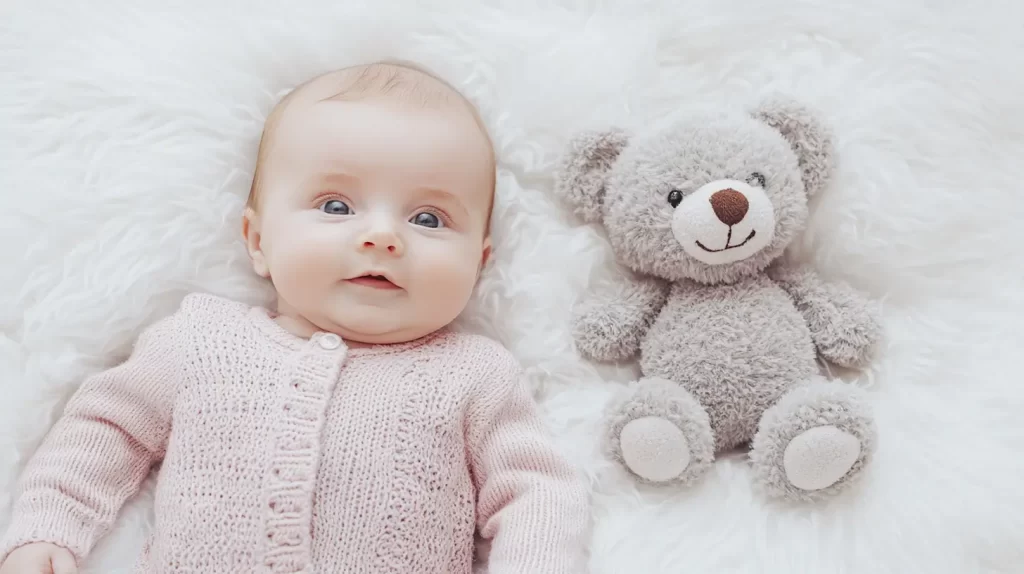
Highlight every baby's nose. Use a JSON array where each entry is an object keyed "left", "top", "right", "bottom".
[
  {"left": 709, "top": 188, "right": 749, "bottom": 226},
  {"left": 360, "top": 229, "right": 404, "bottom": 256}
]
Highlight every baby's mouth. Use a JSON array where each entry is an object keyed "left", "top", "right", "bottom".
[{"left": 347, "top": 274, "right": 402, "bottom": 290}]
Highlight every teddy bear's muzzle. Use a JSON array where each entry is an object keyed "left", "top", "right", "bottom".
[{"left": 671, "top": 179, "right": 775, "bottom": 265}]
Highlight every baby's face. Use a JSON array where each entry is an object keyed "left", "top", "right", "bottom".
[{"left": 245, "top": 96, "right": 494, "bottom": 345}]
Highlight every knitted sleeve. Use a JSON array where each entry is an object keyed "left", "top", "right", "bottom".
[
  {"left": 466, "top": 353, "right": 591, "bottom": 574},
  {"left": 0, "top": 310, "right": 184, "bottom": 564}
]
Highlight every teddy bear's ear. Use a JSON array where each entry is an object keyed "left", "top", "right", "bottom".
[
  {"left": 752, "top": 94, "right": 836, "bottom": 197},
  {"left": 553, "top": 128, "right": 630, "bottom": 224}
]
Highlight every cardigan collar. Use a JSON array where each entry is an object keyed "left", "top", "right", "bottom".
[{"left": 247, "top": 305, "right": 448, "bottom": 357}]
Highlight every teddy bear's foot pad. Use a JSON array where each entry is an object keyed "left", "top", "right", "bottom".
[
  {"left": 783, "top": 425, "right": 861, "bottom": 491},
  {"left": 604, "top": 377, "right": 715, "bottom": 486},
  {"left": 620, "top": 416, "right": 691, "bottom": 482},
  {"left": 750, "top": 379, "right": 876, "bottom": 501}
]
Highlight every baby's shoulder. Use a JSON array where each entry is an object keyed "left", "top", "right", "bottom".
[
  {"left": 431, "top": 330, "right": 524, "bottom": 402},
  {"left": 437, "top": 330, "right": 522, "bottom": 376},
  {"left": 147, "top": 292, "right": 255, "bottom": 344},
  {"left": 176, "top": 292, "right": 252, "bottom": 325},
  {"left": 180, "top": 291, "right": 251, "bottom": 314}
]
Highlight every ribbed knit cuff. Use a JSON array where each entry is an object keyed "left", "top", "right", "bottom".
[{"left": 0, "top": 512, "right": 96, "bottom": 564}]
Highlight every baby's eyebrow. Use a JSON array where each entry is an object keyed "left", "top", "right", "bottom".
[
  {"left": 417, "top": 187, "right": 470, "bottom": 217},
  {"left": 315, "top": 172, "right": 360, "bottom": 187}
]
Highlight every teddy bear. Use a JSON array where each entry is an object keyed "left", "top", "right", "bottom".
[{"left": 553, "top": 94, "right": 882, "bottom": 501}]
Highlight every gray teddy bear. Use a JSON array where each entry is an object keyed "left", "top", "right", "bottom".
[{"left": 553, "top": 95, "right": 881, "bottom": 501}]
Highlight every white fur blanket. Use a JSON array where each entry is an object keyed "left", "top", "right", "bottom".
[{"left": 2, "top": 0, "right": 1023, "bottom": 572}]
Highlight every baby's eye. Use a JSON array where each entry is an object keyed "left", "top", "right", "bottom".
[
  {"left": 411, "top": 212, "right": 443, "bottom": 228},
  {"left": 320, "top": 199, "right": 351, "bottom": 215}
]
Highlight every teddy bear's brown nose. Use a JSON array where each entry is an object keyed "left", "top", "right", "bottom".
[{"left": 709, "top": 188, "right": 749, "bottom": 226}]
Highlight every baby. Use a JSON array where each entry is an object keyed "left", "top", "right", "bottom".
[{"left": 0, "top": 62, "right": 590, "bottom": 573}]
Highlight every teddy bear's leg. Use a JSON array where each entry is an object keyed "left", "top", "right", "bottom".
[
  {"left": 749, "top": 377, "right": 876, "bottom": 501},
  {"left": 604, "top": 377, "right": 715, "bottom": 485}
]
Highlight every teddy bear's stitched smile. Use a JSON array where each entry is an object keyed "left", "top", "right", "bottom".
[{"left": 695, "top": 228, "right": 757, "bottom": 253}]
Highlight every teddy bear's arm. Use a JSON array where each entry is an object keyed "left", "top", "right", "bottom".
[
  {"left": 570, "top": 274, "right": 670, "bottom": 362},
  {"left": 768, "top": 262, "right": 882, "bottom": 368}
]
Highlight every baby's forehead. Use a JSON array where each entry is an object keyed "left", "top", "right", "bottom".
[
  {"left": 267, "top": 62, "right": 494, "bottom": 165},
  {"left": 248, "top": 62, "right": 496, "bottom": 211}
]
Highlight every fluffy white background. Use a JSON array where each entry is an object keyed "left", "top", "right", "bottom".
[{"left": 2, "top": 0, "right": 1023, "bottom": 572}]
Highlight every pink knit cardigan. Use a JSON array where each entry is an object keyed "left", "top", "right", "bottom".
[{"left": 0, "top": 293, "right": 590, "bottom": 573}]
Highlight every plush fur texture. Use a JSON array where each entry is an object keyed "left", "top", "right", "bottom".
[
  {"left": 2, "top": 0, "right": 1023, "bottom": 572},
  {"left": 557, "top": 101, "right": 880, "bottom": 499},
  {"left": 554, "top": 128, "right": 631, "bottom": 225},
  {"left": 768, "top": 263, "right": 882, "bottom": 368},
  {"left": 570, "top": 274, "right": 668, "bottom": 362},
  {"left": 754, "top": 95, "right": 837, "bottom": 199}
]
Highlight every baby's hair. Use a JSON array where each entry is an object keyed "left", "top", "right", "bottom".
[
  {"left": 246, "top": 60, "right": 496, "bottom": 214},
  {"left": 324, "top": 59, "right": 455, "bottom": 106}
]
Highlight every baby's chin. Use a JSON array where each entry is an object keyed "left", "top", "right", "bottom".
[{"left": 322, "top": 311, "right": 448, "bottom": 347}]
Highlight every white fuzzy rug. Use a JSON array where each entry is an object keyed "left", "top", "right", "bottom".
[{"left": 2, "top": 0, "right": 1023, "bottom": 572}]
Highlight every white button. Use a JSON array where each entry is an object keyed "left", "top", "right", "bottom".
[{"left": 318, "top": 333, "right": 341, "bottom": 350}]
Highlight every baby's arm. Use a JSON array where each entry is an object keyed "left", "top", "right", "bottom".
[
  {"left": 466, "top": 356, "right": 590, "bottom": 574},
  {"left": 0, "top": 311, "right": 183, "bottom": 566}
]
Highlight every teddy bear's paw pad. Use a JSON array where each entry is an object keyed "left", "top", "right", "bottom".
[
  {"left": 620, "top": 416, "right": 691, "bottom": 482},
  {"left": 782, "top": 425, "right": 861, "bottom": 491}
]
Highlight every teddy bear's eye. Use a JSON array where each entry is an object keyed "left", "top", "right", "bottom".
[
  {"left": 667, "top": 189, "right": 683, "bottom": 208},
  {"left": 747, "top": 172, "right": 766, "bottom": 188}
]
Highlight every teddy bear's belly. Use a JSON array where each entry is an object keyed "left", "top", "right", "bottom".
[{"left": 639, "top": 278, "right": 818, "bottom": 450}]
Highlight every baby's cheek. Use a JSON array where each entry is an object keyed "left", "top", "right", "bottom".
[
  {"left": 267, "top": 231, "right": 339, "bottom": 291},
  {"left": 412, "top": 246, "right": 479, "bottom": 307}
]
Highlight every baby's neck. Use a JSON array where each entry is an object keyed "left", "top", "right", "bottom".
[{"left": 270, "top": 307, "right": 374, "bottom": 349}]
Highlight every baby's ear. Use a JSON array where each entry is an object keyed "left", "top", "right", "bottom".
[
  {"left": 752, "top": 94, "right": 836, "bottom": 197},
  {"left": 242, "top": 207, "right": 270, "bottom": 278},
  {"left": 553, "top": 128, "right": 630, "bottom": 224}
]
